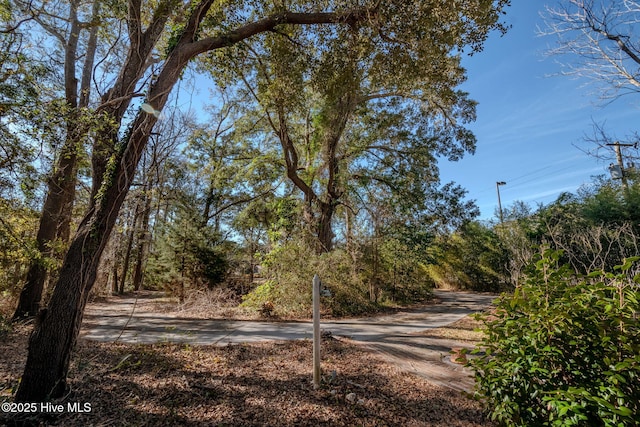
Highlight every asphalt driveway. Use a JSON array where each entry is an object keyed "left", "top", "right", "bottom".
[
  {"left": 82, "top": 290, "right": 494, "bottom": 345},
  {"left": 81, "top": 290, "right": 496, "bottom": 391}
]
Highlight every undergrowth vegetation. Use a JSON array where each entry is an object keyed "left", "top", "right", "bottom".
[
  {"left": 471, "top": 249, "right": 640, "bottom": 426},
  {"left": 240, "top": 237, "right": 433, "bottom": 317},
  {"left": 242, "top": 241, "right": 380, "bottom": 317}
]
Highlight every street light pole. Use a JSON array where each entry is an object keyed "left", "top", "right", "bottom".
[{"left": 496, "top": 181, "right": 506, "bottom": 225}]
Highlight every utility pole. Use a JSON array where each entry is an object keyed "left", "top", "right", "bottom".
[
  {"left": 496, "top": 181, "right": 506, "bottom": 225},
  {"left": 606, "top": 141, "right": 636, "bottom": 191}
]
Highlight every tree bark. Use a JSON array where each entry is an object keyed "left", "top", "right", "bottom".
[
  {"left": 56, "top": 0, "right": 101, "bottom": 243},
  {"left": 118, "top": 201, "right": 140, "bottom": 294},
  {"left": 317, "top": 201, "right": 336, "bottom": 252},
  {"left": 12, "top": 150, "right": 76, "bottom": 319},
  {"left": 15, "top": 100, "right": 160, "bottom": 402},
  {"left": 111, "top": 259, "right": 119, "bottom": 295},
  {"left": 132, "top": 187, "right": 152, "bottom": 291},
  {"left": 14, "top": 226, "right": 100, "bottom": 401},
  {"left": 15, "top": 9, "right": 206, "bottom": 397}
]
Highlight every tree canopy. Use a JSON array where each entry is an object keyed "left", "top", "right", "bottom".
[{"left": 0, "top": 0, "right": 511, "bottom": 403}]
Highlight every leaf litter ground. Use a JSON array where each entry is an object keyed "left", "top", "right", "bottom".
[{"left": 1, "top": 300, "right": 493, "bottom": 426}]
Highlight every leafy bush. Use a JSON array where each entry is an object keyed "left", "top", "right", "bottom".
[
  {"left": 471, "top": 249, "right": 640, "bottom": 426},
  {"left": 426, "top": 221, "right": 510, "bottom": 292},
  {"left": 372, "top": 237, "right": 434, "bottom": 303},
  {"left": 0, "top": 199, "right": 37, "bottom": 296},
  {"left": 241, "top": 240, "right": 375, "bottom": 317}
]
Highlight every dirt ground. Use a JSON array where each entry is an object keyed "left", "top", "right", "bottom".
[{"left": 1, "top": 295, "right": 493, "bottom": 426}]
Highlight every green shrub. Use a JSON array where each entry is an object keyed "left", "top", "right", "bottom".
[
  {"left": 241, "top": 240, "right": 375, "bottom": 317},
  {"left": 425, "top": 221, "right": 510, "bottom": 292},
  {"left": 471, "top": 249, "right": 640, "bottom": 426}
]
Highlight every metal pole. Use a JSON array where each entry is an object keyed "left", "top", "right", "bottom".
[{"left": 312, "top": 274, "right": 321, "bottom": 389}]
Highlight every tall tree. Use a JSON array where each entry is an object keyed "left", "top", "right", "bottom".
[
  {"left": 15, "top": 0, "right": 508, "bottom": 402},
  {"left": 224, "top": 19, "right": 483, "bottom": 251},
  {"left": 12, "top": 0, "right": 104, "bottom": 319}
]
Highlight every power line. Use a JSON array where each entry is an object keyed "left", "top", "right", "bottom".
[
  {"left": 504, "top": 164, "right": 578, "bottom": 191},
  {"left": 506, "top": 164, "right": 557, "bottom": 185},
  {"left": 473, "top": 163, "right": 594, "bottom": 198}
]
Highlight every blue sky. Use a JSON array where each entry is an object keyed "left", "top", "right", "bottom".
[{"left": 438, "top": 1, "right": 640, "bottom": 221}]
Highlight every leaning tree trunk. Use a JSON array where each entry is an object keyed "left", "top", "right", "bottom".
[
  {"left": 14, "top": 106, "right": 160, "bottom": 402},
  {"left": 14, "top": 14, "right": 196, "bottom": 397},
  {"left": 14, "top": 0, "right": 171, "bottom": 318},
  {"left": 14, "top": 218, "right": 107, "bottom": 400}
]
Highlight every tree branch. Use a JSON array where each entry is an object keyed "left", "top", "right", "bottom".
[{"left": 187, "top": 8, "right": 373, "bottom": 57}]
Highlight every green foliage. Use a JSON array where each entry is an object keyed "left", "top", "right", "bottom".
[
  {"left": 198, "top": 0, "right": 509, "bottom": 254},
  {"left": 360, "top": 229, "right": 434, "bottom": 304},
  {"left": 0, "top": 198, "right": 37, "bottom": 295},
  {"left": 377, "top": 238, "right": 432, "bottom": 303},
  {"left": 265, "top": 196, "right": 300, "bottom": 243},
  {"left": 471, "top": 249, "right": 640, "bottom": 426},
  {"left": 146, "top": 215, "right": 228, "bottom": 291},
  {"left": 241, "top": 239, "right": 375, "bottom": 317},
  {"left": 579, "top": 175, "right": 640, "bottom": 225},
  {"left": 498, "top": 177, "right": 640, "bottom": 282},
  {"left": 165, "top": 23, "right": 185, "bottom": 56},
  {"left": 0, "top": 31, "right": 50, "bottom": 200},
  {"left": 240, "top": 280, "right": 276, "bottom": 313},
  {"left": 426, "top": 222, "right": 509, "bottom": 292}
]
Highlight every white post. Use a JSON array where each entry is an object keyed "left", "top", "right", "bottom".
[{"left": 312, "top": 274, "right": 321, "bottom": 389}]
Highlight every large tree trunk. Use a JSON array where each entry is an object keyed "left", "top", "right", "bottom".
[
  {"left": 14, "top": 222, "right": 104, "bottom": 401},
  {"left": 14, "top": 10, "right": 194, "bottom": 397},
  {"left": 54, "top": 167, "right": 79, "bottom": 245},
  {"left": 12, "top": 152, "right": 75, "bottom": 320},
  {"left": 14, "top": 0, "right": 173, "bottom": 319},
  {"left": 317, "top": 201, "right": 335, "bottom": 253},
  {"left": 15, "top": 105, "right": 160, "bottom": 402},
  {"left": 56, "top": 0, "right": 101, "bottom": 244},
  {"left": 13, "top": 125, "right": 84, "bottom": 320}
]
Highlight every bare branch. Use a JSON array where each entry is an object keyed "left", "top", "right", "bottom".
[{"left": 541, "top": 0, "right": 640, "bottom": 100}]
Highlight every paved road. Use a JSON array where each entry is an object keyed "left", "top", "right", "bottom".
[
  {"left": 81, "top": 290, "right": 496, "bottom": 391},
  {"left": 82, "top": 291, "right": 493, "bottom": 344}
]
